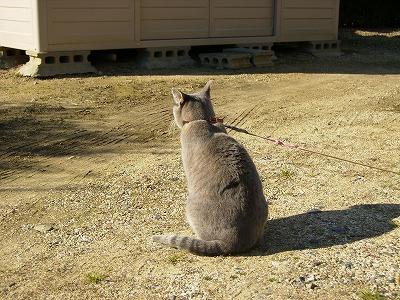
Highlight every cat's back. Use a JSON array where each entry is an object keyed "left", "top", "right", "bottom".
[
  {"left": 181, "top": 121, "right": 250, "bottom": 167},
  {"left": 181, "top": 121, "right": 261, "bottom": 194}
]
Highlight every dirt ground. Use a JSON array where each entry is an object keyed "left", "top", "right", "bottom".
[{"left": 0, "top": 30, "right": 399, "bottom": 300}]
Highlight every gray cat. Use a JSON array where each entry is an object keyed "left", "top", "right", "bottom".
[{"left": 153, "top": 81, "right": 268, "bottom": 256}]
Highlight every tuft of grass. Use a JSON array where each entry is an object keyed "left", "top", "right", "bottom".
[
  {"left": 85, "top": 272, "right": 107, "bottom": 284},
  {"left": 279, "top": 166, "right": 295, "bottom": 179},
  {"left": 268, "top": 277, "right": 278, "bottom": 282},
  {"left": 358, "top": 291, "right": 386, "bottom": 300},
  {"left": 166, "top": 253, "right": 185, "bottom": 265}
]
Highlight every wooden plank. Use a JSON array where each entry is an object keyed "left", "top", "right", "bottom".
[
  {"left": 48, "top": 21, "right": 132, "bottom": 44},
  {"left": 213, "top": 0, "right": 273, "bottom": 8},
  {"left": 141, "top": 19, "right": 209, "bottom": 40},
  {"left": 142, "top": 0, "right": 208, "bottom": 8},
  {"left": 0, "top": 0, "right": 30, "bottom": 8},
  {"left": 0, "top": 7, "right": 31, "bottom": 21},
  {"left": 282, "top": 8, "right": 334, "bottom": 19},
  {"left": 141, "top": 7, "right": 209, "bottom": 20},
  {"left": 283, "top": 18, "right": 333, "bottom": 30},
  {"left": 281, "top": 31, "right": 336, "bottom": 42},
  {"left": 48, "top": 0, "right": 130, "bottom": 9},
  {"left": 213, "top": 8, "right": 273, "bottom": 19},
  {"left": 0, "top": 19, "right": 32, "bottom": 33},
  {"left": 0, "top": 31, "right": 33, "bottom": 49},
  {"left": 212, "top": 19, "right": 273, "bottom": 37},
  {"left": 283, "top": 0, "right": 335, "bottom": 9},
  {"left": 49, "top": 8, "right": 132, "bottom": 22}
]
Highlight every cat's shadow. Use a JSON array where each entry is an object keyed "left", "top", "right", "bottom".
[{"left": 251, "top": 203, "right": 400, "bottom": 256}]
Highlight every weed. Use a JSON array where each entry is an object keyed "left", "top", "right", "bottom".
[
  {"left": 85, "top": 272, "right": 106, "bottom": 284},
  {"left": 279, "top": 166, "right": 295, "bottom": 179},
  {"left": 268, "top": 277, "right": 278, "bottom": 282},
  {"left": 358, "top": 291, "right": 386, "bottom": 300},
  {"left": 167, "top": 253, "right": 185, "bottom": 265}
]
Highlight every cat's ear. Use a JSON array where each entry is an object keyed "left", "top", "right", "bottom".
[
  {"left": 171, "top": 89, "right": 186, "bottom": 105},
  {"left": 201, "top": 80, "right": 213, "bottom": 99}
]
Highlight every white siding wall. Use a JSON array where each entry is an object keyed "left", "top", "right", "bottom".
[
  {"left": 0, "top": 0, "right": 340, "bottom": 53},
  {"left": 0, "top": 0, "right": 35, "bottom": 50}
]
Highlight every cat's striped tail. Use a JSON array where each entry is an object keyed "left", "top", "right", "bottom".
[{"left": 152, "top": 234, "right": 226, "bottom": 256}]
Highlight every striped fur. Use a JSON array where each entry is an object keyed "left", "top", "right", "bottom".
[{"left": 153, "top": 235, "right": 225, "bottom": 256}]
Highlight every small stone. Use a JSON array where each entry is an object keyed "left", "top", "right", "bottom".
[
  {"left": 344, "top": 262, "right": 353, "bottom": 269},
  {"left": 33, "top": 224, "right": 54, "bottom": 233},
  {"left": 306, "top": 283, "right": 318, "bottom": 289},
  {"left": 305, "top": 274, "right": 316, "bottom": 283},
  {"left": 79, "top": 236, "right": 91, "bottom": 243},
  {"left": 387, "top": 277, "right": 395, "bottom": 283},
  {"left": 312, "top": 261, "right": 323, "bottom": 267}
]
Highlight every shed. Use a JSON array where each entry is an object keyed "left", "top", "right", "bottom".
[{"left": 0, "top": 0, "right": 340, "bottom": 75}]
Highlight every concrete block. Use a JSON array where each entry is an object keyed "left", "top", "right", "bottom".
[
  {"left": 223, "top": 48, "right": 274, "bottom": 67},
  {"left": 237, "top": 43, "right": 273, "bottom": 51},
  {"left": 0, "top": 47, "right": 28, "bottom": 69},
  {"left": 305, "top": 40, "right": 342, "bottom": 57},
  {"left": 137, "top": 47, "right": 194, "bottom": 69},
  {"left": 236, "top": 43, "right": 277, "bottom": 60},
  {"left": 199, "top": 52, "right": 252, "bottom": 69},
  {"left": 91, "top": 52, "right": 118, "bottom": 62},
  {"left": 18, "top": 50, "right": 96, "bottom": 77}
]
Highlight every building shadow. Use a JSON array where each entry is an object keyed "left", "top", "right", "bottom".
[{"left": 259, "top": 203, "right": 400, "bottom": 255}]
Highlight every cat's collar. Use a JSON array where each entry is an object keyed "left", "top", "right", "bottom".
[{"left": 182, "top": 117, "right": 224, "bottom": 126}]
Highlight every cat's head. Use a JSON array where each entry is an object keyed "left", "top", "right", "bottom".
[{"left": 171, "top": 81, "right": 216, "bottom": 129}]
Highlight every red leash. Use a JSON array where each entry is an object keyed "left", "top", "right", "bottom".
[{"left": 222, "top": 123, "right": 400, "bottom": 176}]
